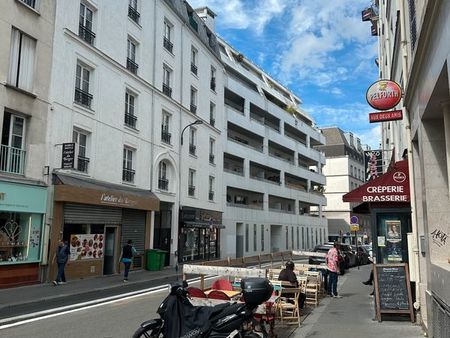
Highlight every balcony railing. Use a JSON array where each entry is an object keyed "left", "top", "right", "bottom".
[
  {"left": 20, "top": 0, "right": 36, "bottom": 8},
  {"left": 210, "top": 117, "right": 215, "bottom": 127},
  {"left": 77, "top": 156, "right": 90, "bottom": 173},
  {"left": 0, "top": 145, "right": 25, "bottom": 175},
  {"left": 210, "top": 77, "right": 216, "bottom": 91},
  {"left": 189, "top": 144, "right": 196, "bottom": 156},
  {"left": 209, "top": 154, "right": 215, "bottom": 164},
  {"left": 126, "top": 58, "right": 139, "bottom": 75},
  {"left": 158, "top": 178, "right": 169, "bottom": 191},
  {"left": 163, "top": 37, "right": 173, "bottom": 53},
  {"left": 122, "top": 168, "right": 135, "bottom": 183},
  {"left": 78, "top": 24, "right": 95, "bottom": 45},
  {"left": 74, "top": 87, "right": 93, "bottom": 108},
  {"left": 124, "top": 113, "right": 137, "bottom": 129},
  {"left": 162, "top": 84, "right": 172, "bottom": 98},
  {"left": 161, "top": 129, "right": 171, "bottom": 144},
  {"left": 209, "top": 191, "right": 214, "bottom": 201},
  {"left": 128, "top": 5, "right": 140, "bottom": 24},
  {"left": 190, "top": 104, "right": 197, "bottom": 114},
  {"left": 188, "top": 185, "right": 195, "bottom": 196},
  {"left": 189, "top": 16, "right": 198, "bottom": 31},
  {"left": 191, "top": 63, "right": 198, "bottom": 75}
]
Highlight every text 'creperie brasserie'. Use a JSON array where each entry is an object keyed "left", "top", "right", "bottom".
[{"left": 362, "top": 185, "right": 408, "bottom": 202}]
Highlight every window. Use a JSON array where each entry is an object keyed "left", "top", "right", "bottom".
[
  {"left": 122, "top": 147, "right": 135, "bottom": 183},
  {"left": 306, "top": 227, "right": 310, "bottom": 249},
  {"left": 163, "top": 20, "right": 173, "bottom": 53},
  {"left": 253, "top": 224, "right": 257, "bottom": 251},
  {"left": 191, "top": 47, "right": 198, "bottom": 75},
  {"left": 19, "top": 0, "right": 37, "bottom": 9},
  {"left": 189, "top": 128, "right": 196, "bottom": 156},
  {"left": 408, "top": 0, "right": 417, "bottom": 51},
  {"left": 8, "top": 28, "right": 36, "bottom": 92},
  {"left": 245, "top": 224, "right": 249, "bottom": 252},
  {"left": 188, "top": 169, "right": 195, "bottom": 196},
  {"left": 0, "top": 112, "right": 26, "bottom": 175},
  {"left": 190, "top": 87, "right": 197, "bottom": 114},
  {"left": 128, "top": 0, "right": 140, "bottom": 24},
  {"left": 162, "top": 65, "right": 172, "bottom": 97},
  {"left": 79, "top": 3, "right": 95, "bottom": 45},
  {"left": 158, "top": 161, "right": 168, "bottom": 191},
  {"left": 291, "top": 227, "right": 294, "bottom": 249},
  {"left": 350, "top": 165, "right": 353, "bottom": 176},
  {"left": 296, "top": 227, "right": 300, "bottom": 249},
  {"left": 208, "top": 176, "right": 214, "bottom": 201},
  {"left": 261, "top": 225, "right": 264, "bottom": 251},
  {"left": 210, "top": 102, "right": 216, "bottom": 126},
  {"left": 301, "top": 227, "right": 304, "bottom": 249},
  {"left": 73, "top": 129, "right": 89, "bottom": 173},
  {"left": 285, "top": 226, "right": 288, "bottom": 250},
  {"left": 209, "top": 138, "right": 215, "bottom": 164},
  {"left": 127, "top": 38, "right": 138, "bottom": 75},
  {"left": 210, "top": 66, "right": 216, "bottom": 91},
  {"left": 161, "top": 112, "right": 171, "bottom": 144},
  {"left": 124, "top": 91, "right": 137, "bottom": 129},
  {"left": 74, "top": 63, "right": 93, "bottom": 108}
]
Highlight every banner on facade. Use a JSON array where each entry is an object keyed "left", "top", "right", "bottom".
[{"left": 364, "top": 150, "right": 383, "bottom": 182}]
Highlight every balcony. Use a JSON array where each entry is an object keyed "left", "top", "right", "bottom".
[
  {"left": 162, "top": 84, "right": 172, "bottom": 98},
  {"left": 210, "top": 77, "right": 216, "bottom": 91},
  {"left": 124, "top": 113, "right": 137, "bottom": 129},
  {"left": 122, "top": 168, "right": 135, "bottom": 183},
  {"left": 74, "top": 87, "right": 93, "bottom": 108},
  {"left": 209, "top": 154, "right": 215, "bottom": 164},
  {"left": 0, "top": 145, "right": 25, "bottom": 175},
  {"left": 190, "top": 104, "right": 197, "bottom": 114},
  {"left": 158, "top": 178, "right": 169, "bottom": 191},
  {"left": 163, "top": 37, "right": 173, "bottom": 53},
  {"left": 161, "top": 129, "right": 171, "bottom": 144},
  {"left": 126, "top": 58, "right": 139, "bottom": 75},
  {"left": 188, "top": 185, "right": 195, "bottom": 196},
  {"left": 78, "top": 24, "right": 95, "bottom": 45},
  {"left": 227, "top": 187, "right": 264, "bottom": 210},
  {"left": 20, "top": 0, "right": 36, "bottom": 8},
  {"left": 250, "top": 162, "right": 281, "bottom": 185},
  {"left": 128, "top": 5, "right": 140, "bottom": 24},
  {"left": 209, "top": 191, "right": 214, "bottom": 201},
  {"left": 76, "top": 156, "right": 90, "bottom": 173},
  {"left": 191, "top": 63, "right": 198, "bottom": 75},
  {"left": 189, "top": 144, "right": 196, "bottom": 156}
]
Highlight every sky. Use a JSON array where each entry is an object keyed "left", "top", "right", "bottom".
[{"left": 189, "top": 0, "right": 381, "bottom": 149}]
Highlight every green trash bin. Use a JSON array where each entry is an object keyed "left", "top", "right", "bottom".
[
  {"left": 157, "top": 250, "right": 167, "bottom": 270},
  {"left": 146, "top": 249, "right": 160, "bottom": 271}
]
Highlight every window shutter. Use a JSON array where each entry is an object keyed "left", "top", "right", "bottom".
[{"left": 8, "top": 29, "right": 21, "bottom": 87}]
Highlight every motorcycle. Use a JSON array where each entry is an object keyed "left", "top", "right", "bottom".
[{"left": 133, "top": 278, "right": 274, "bottom": 338}]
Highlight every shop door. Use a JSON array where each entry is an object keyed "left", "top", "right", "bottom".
[{"left": 104, "top": 227, "right": 117, "bottom": 275}]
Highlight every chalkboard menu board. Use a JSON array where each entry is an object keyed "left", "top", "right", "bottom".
[{"left": 373, "top": 263, "right": 414, "bottom": 322}]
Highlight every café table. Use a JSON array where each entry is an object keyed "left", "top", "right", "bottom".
[{"left": 204, "top": 289, "right": 242, "bottom": 298}]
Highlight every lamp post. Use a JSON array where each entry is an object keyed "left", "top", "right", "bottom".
[{"left": 180, "top": 119, "right": 203, "bottom": 145}]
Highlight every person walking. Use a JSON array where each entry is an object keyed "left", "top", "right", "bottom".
[
  {"left": 120, "top": 240, "right": 137, "bottom": 282},
  {"left": 53, "top": 240, "right": 70, "bottom": 286},
  {"left": 326, "top": 242, "right": 342, "bottom": 298}
]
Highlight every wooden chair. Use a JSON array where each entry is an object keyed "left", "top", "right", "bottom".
[
  {"left": 212, "top": 278, "right": 233, "bottom": 291},
  {"left": 305, "top": 276, "right": 319, "bottom": 306},
  {"left": 276, "top": 287, "right": 301, "bottom": 327},
  {"left": 187, "top": 287, "right": 207, "bottom": 298},
  {"left": 208, "top": 290, "right": 231, "bottom": 300}
]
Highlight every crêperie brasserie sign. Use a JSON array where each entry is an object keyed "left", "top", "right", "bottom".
[
  {"left": 362, "top": 184, "right": 408, "bottom": 202},
  {"left": 374, "top": 263, "right": 414, "bottom": 322}
]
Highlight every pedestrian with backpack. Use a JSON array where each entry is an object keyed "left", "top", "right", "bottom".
[{"left": 120, "top": 240, "right": 137, "bottom": 282}]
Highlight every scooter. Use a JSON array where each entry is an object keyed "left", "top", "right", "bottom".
[{"left": 133, "top": 278, "right": 273, "bottom": 338}]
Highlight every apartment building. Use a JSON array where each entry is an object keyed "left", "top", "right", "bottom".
[
  {"left": 315, "top": 128, "right": 370, "bottom": 244},
  {"left": 365, "top": 0, "right": 450, "bottom": 333},
  {"left": 0, "top": 0, "right": 55, "bottom": 287},
  {"left": 46, "top": 0, "right": 224, "bottom": 280},
  {"left": 218, "top": 38, "right": 327, "bottom": 258}
]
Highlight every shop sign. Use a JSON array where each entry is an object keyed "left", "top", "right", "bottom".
[
  {"left": 61, "top": 143, "right": 75, "bottom": 169},
  {"left": 369, "top": 110, "right": 403, "bottom": 123},
  {"left": 362, "top": 184, "right": 408, "bottom": 202},
  {"left": 70, "top": 234, "right": 104, "bottom": 261},
  {"left": 366, "top": 80, "right": 402, "bottom": 110},
  {"left": 0, "top": 182, "right": 47, "bottom": 213},
  {"left": 99, "top": 193, "right": 137, "bottom": 207}
]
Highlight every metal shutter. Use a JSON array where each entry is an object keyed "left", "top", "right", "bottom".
[
  {"left": 64, "top": 203, "right": 122, "bottom": 224},
  {"left": 121, "top": 209, "right": 146, "bottom": 268},
  {"left": 432, "top": 295, "right": 450, "bottom": 338}
]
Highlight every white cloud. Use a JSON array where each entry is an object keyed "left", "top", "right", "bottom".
[{"left": 355, "top": 126, "right": 381, "bottom": 150}]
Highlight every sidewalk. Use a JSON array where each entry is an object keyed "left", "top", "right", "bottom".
[{"left": 291, "top": 265, "right": 423, "bottom": 338}]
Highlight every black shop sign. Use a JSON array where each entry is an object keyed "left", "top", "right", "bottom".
[{"left": 61, "top": 143, "right": 75, "bottom": 169}]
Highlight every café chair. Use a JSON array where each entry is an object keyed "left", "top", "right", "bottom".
[
  {"left": 277, "top": 287, "right": 302, "bottom": 327},
  {"left": 208, "top": 290, "right": 231, "bottom": 300},
  {"left": 212, "top": 278, "right": 234, "bottom": 291},
  {"left": 187, "top": 287, "right": 207, "bottom": 298},
  {"left": 305, "top": 276, "right": 319, "bottom": 306}
]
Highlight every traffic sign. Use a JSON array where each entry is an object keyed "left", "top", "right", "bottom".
[
  {"left": 351, "top": 224, "right": 360, "bottom": 232},
  {"left": 350, "top": 215, "right": 359, "bottom": 224}
]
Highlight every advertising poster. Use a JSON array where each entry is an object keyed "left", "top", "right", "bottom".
[
  {"left": 364, "top": 150, "right": 383, "bottom": 182},
  {"left": 385, "top": 220, "right": 402, "bottom": 262},
  {"left": 70, "top": 234, "right": 104, "bottom": 261}
]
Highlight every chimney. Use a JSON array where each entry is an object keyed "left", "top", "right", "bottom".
[{"left": 194, "top": 7, "right": 217, "bottom": 33}]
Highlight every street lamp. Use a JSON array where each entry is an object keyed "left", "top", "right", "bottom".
[{"left": 180, "top": 119, "right": 203, "bottom": 145}]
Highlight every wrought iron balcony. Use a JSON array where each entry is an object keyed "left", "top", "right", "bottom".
[
  {"left": 190, "top": 104, "right": 197, "bottom": 114},
  {"left": 128, "top": 5, "right": 140, "bottom": 24},
  {"left": 122, "top": 168, "right": 135, "bottom": 183},
  {"left": 126, "top": 58, "right": 139, "bottom": 75},
  {"left": 209, "top": 154, "right": 215, "bottom": 164},
  {"left": 158, "top": 178, "right": 169, "bottom": 191},
  {"left": 188, "top": 185, "right": 195, "bottom": 196},
  {"left": 77, "top": 156, "right": 90, "bottom": 173},
  {"left": 189, "top": 144, "right": 196, "bottom": 156},
  {"left": 78, "top": 24, "right": 95, "bottom": 45},
  {"left": 162, "top": 84, "right": 172, "bottom": 98},
  {"left": 125, "top": 113, "right": 137, "bottom": 129},
  {"left": 163, "top": 37, "right": 173, "bottom": 53},
  {"left": 20, "top": 0, "right": 36, "bottom": 8},
  {"left": 161, "top": 129, "right": 171, "bottom": 144},
  {"left": 209, "top": 191, "right": 214, "bottom": 201},
  {"left": 191, "top": 63, "right": 198, "bottom": 75},
  {"left": 74, "top": 87, "right": 93, "bottom": 108},
  {"left": 0, "top": 145, "right": 25, "bottom": 175},
  {"left": 210, "top": 77, "right": 216, "bottom": 91}
]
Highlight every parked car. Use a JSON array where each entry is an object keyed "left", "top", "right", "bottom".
[
  {"left": 362, "top": 244, "right": 373, "bottom": 259},
  {"left": 353, "top": 245, "right": 370, "bottom": 265},
  {"left": 337, "top": 244, "right": 357, "bottom": 268},
  {"left": 309, "top": 244, "right": 346, "bottom": 275}
]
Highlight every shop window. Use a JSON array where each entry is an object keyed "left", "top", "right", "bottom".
[
  {"left": 0, "top": 212, "right": 43, "bottom": 264},
  {"left": 63, "top": 224, "right": 105, "bottom": 261}
]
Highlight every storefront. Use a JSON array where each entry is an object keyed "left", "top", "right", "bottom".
[
  {"left": 50, "top": 173, "right": 159, "bottom": 281},
  {"left": 0, "top": 180, "right": 47, "bottom": 287},
  {"left": 179, "top": 207, "right": 223, "bottom": 263}
]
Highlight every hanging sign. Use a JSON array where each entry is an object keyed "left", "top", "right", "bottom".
[
  {"left": 61, "top": 143, "right": 75, "bottom": 169},
  {"left": 366, "top": 80, "right": 402, "bottom": 110},
  {"left": 369, "top": 110, "right": 403, "bottom": 123}
]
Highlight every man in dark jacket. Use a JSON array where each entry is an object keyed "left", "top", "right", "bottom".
[
  {"left": 278, "top": 260, "right": 306, "bottom": 308},
  {"left": 53, "top": 240, "right": 70, "bottom": 286}
]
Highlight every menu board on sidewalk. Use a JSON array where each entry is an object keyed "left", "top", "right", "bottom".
[{"left": 373, "top": 263, "right": 414, "bottom": 322}]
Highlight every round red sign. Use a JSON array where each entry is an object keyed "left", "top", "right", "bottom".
[
  {"left": 366, "top": 80, "right": 402, "bottom": 110},
  {"left": 393, "top": 171, "right": 406, "bottom": 183}
]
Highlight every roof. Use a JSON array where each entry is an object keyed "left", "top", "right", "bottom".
[{"left": 320, "top": 127, "right": 348, "bottom": 146}]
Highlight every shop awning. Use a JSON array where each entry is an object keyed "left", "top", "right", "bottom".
[
  {"left": 343, "top": 160, "right": 410, "bottom": 203},
  {"left": 183, "top": 221, "right": 225, "bottom": 229},
  {"left": 53, "top": 172, "right": 160, "bottom": 211}
]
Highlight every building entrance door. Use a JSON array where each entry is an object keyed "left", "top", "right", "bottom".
[
  {"left": 104, "top": 226, "right": 117, "bottom": 275},
  {"left": 236, "top": 223, "right": 243, "bottom": 258}
]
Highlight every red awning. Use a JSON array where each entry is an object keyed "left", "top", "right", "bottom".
[{"left": 343, "top": 160, "right": 410, "bottom": 203}]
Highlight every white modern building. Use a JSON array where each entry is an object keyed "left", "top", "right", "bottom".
[
  {"left": 46, "top": 0, "right": 224, "bottom": 280},
  {"left": 218, "top": 38, "right": 327, "bottom": 258}
]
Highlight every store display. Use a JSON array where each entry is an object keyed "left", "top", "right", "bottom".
[{"left": 70, "top": 234, "right": 104, "bottom": 261}]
